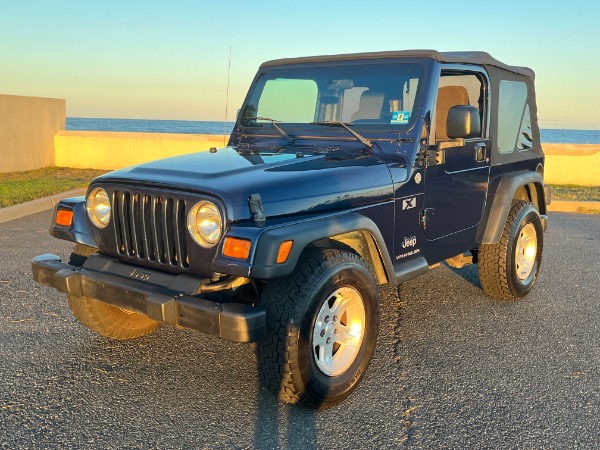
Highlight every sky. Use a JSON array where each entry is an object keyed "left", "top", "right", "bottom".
[{"left": 1, "top": 0, "right": 599, "bottom": 129}]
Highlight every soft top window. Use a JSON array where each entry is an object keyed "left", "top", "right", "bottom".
[{"left": 497, "top": 80, "right": 532, "bottom": 153}]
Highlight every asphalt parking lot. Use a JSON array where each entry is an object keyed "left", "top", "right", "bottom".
[{"left": 1, "top": 210, "right": 599, "bottom": 449}]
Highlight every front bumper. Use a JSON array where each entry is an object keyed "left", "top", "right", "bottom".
[{"left": 32, "top": 253, "right": 265, "bottom": 342}]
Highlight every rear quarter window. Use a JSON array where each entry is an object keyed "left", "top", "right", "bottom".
[{"left": 497, "top": 81, "right": 533, "bottom": 153}]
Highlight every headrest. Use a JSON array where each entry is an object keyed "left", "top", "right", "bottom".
[{"left": 351, "top": 91, "right": 385, "bottom": 121}]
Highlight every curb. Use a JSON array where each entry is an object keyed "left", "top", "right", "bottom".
[
  {"left": 0, "top": 190, "right": 598, "bottom": 224},
  {"left": 0, "top": 189, "right": 86, "bottom": 224},
  {"left": 547, "top": 201, "right": 600, "bottom": 214}
]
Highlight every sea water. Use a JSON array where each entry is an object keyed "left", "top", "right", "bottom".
[
  {"left": 66, "top": 118, "right": 235, "bottom": 136},
  {"left": 66, "top": 118, "right": 600, "bottom": 144}
]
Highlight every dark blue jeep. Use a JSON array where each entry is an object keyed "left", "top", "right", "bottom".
[{"left": 32, "top": 50, "right": 550, "bottom": 408}]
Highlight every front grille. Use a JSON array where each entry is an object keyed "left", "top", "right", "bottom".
[{"left": 112, "top": 190, "right": 189, "bottom": 270}]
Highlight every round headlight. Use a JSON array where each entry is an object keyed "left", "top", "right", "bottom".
[
  {"left": 187, "top": 201, "right": 222, "bottom": 248},
  {"left": 86, "top": 187, "right": 111, "bottom": 228}
]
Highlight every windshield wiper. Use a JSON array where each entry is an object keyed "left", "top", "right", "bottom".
[
  {"left": 310, "top": 121, "right": 373, "bottom": 149},
  {"left": 246, "top": 116, "right": 295, "bottom": 144}
]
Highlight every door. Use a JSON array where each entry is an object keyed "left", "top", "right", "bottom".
[{"left": 422, "top": 71, "right": 491, "bottom": 240}]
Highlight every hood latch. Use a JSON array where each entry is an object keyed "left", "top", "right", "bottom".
[{"left": 248, "top": 194, "right": 266, "bottom": 227}]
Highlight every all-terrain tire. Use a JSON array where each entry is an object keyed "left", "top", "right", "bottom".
[
  {"left": 478, "top": 201, "right": 543, "bottom": 300},
  {"left": 67, "top": 244, "right": 160, "bottom": 340},
  {"left": 68, "top": 243, "right": 97, "bottom": 266},
  {"left": 257, "top": 248, "right": 379, "bottom": 408}
]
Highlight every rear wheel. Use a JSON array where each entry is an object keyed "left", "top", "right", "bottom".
[
  {"left": 67, "top": 244, "right": 160, "bottom": 340},
  {"left": 478, "top": 201, "right": 543, "bottom": 300},
  {"left": 257, "top": 248, "right": 379, "bottom": 408}
]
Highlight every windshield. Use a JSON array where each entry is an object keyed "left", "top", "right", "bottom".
[{"left": 240, "top": 62, "right": 424, "bottom": 131}]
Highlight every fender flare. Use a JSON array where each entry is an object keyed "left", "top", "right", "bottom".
[
  {"left": 50, "top": 197, "right": 97, "bottom": 248},
  {"left": 249, "top": 212, "right": 396, "bottom": 283},
  {"left": 478, "top": 171, "right": 546, "bottom": 244}
]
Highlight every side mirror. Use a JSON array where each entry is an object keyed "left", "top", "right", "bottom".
[{"left": 447, "top": 105, "right": 481, "bottom": 139}]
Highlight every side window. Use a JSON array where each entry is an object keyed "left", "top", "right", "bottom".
[
  {"left": 435, "top": 73, "right": 485, "bottom": 141},
  {"left": 497, "top": 81, "right": 532, "bottom": 153},
  {"left": 256, "top": 79, "right": 318, "bottom": 123}
]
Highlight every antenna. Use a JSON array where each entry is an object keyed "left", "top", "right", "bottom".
[{"left": 224, "top": 47, "right": 232, "bottom": 147}]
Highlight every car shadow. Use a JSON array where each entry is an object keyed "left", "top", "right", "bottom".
[
  {"left": 253, "top": 384, "right": 319, "bottom": 449},
  {"left": 444, "top": 262, "right": 482, "bottom": 289},
  {"left": 33, "top": 284, "right": 407, "bottom": 448},
  {"left": 57, "top": 327, "right": 320, "bottom": 448}
]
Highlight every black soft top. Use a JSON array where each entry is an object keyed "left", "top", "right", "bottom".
[{"left": 261, "top": 50, "right": 534, "bottom": 78}]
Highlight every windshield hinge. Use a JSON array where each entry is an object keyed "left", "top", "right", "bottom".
[
  {"left": 415, "top": 141, "right": 439, "bottom": 168},
  {"left": 248, "top": 194, "right": 266, "bottom": 227}
]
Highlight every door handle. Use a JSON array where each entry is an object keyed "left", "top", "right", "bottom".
[{"left": 474, "top": 142, "right": 487, "bottom": 162}]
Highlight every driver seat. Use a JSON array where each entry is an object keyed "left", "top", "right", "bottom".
[
  {"left": 351, "top": 91, "right": 385, "bottom": 122},
  {"left": 435, "top": 86, "right": 469, "bottom": 140}
]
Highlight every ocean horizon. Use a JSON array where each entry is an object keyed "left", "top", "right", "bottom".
[{"left": 66, "top": 117, "right": 600, "bottom": 145}]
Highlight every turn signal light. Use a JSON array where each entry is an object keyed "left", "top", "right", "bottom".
[
  {"left": 56, "top": 209, "right": 73, "bottom": 227},
  {"left": 223, "top": 237, "right": 251, "bottom": 260},
  {"left": 277, "top": 240, "right": 293, "bottom": 264}
]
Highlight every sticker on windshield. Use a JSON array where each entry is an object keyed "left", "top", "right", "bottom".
[{"left": 390, "top": 111, "right": 411, "bottom": 125}]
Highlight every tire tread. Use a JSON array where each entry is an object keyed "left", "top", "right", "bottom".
[
  {"left": 66, "top": 244, "right": 160, "bottom": 340},
  {"left": 257, "top": 248, "right": 377, "bottom": 408},
  {"left": 479, "top": 200, "right": 538, "bottom": 300}
]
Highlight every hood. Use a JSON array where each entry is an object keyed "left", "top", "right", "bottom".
[{"left": 95, "top": 146, "right": 397, "bottom": 222}]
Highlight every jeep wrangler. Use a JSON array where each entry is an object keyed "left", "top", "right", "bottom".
[{"left": 32, "top": 50, "right": 550, "bottom": 408}]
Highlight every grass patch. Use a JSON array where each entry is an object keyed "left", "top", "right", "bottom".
[
  {"left": 0, "top": 167, "right": 109, "bottom": 208},
  {"left": 550, "top": 184, "right": 600, "bottom": 201},
  {"left": 1, "top": 169, "right": 598, "bottom": 209},
  {"left": 575, "top": 206, "right": 600, "bottom": 214}
]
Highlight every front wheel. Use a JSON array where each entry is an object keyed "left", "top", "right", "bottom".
[
  {"left": 257, "top": 249, "right": 380, "bottom": 408},
  {"left": 68, "top": 295, "right": 160, "bottom": 340},
  {"left": 478, "top": 201, "right": 544, "bottom": 300},
  {"left": 66, "top": 244, "right": 160, "bottom": 340}
]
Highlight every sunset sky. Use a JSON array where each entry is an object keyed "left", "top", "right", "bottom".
[{"left": 1, "top": 0, "right": 598, "bottom": 129}]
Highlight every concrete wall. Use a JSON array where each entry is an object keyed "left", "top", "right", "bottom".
[
  {"left": 543, "top": 144, "right": 600, "bottom": 186},
  {"left": 0, "top": 94, "right": 65, "bottom": 172},
  {"left": 54, "top": 131, "right": 228, "bottom": 170},
  {"left": 54, "top": 131, "right": 599, "bottom": 186},
  {"left": 0, "top": 92, "right": 596, "bottom": 186}
]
